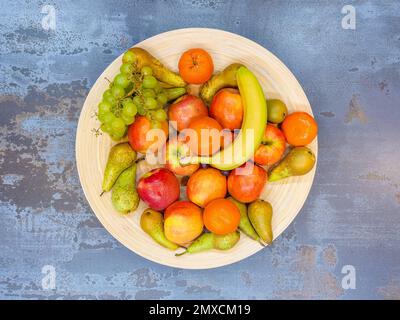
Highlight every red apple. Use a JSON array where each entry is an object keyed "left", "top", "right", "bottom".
[
  {"left": 227, "top": 162, "right": 267, "bottom": 203},
  {"left": 168, "top": 94, "right": 208, "bottom": 131},
  {"left": 165, "top": 140, "right": 200, "bottom": 176},
  {"left": 254, "top": 124, "right": 286, "bottom": 166},
  {"left": 187, "top": 168, "right": 227, "bottom": 207},
  {"left": 128, "top": 116, "right": 168, "bottom": 154},
  {"left": 164, "top": 201, "right": 203, "bottom": 244},
  {"left": 137, "top": 168, "right": 180, "bottom": 210}
]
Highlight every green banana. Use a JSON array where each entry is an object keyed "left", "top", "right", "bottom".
[{"left": 182, "top": 67, "right": 267, "bottom": 171}]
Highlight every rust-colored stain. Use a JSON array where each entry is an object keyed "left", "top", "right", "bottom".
[
  {"left": 345, "top": 95, "right": 368, "bottom": 124},
  {"left": 359, "top": 172, "right": 400, "bottom": 204},
  {"left": 359, "top": 172, "right": 390, "bottom": 182},
  {"left": 273, "top": 245, "right": 344, "bottom": 299},
  {"left": 296, "top": 246, "right": 317, "bottom": 271},
  {"left": 395, "top": 193, "right": 400, "bottom": 204},
  {"left": 378, "top": 279, "right": 400, "bottom": 299},
  {"left": 322, "top": 245, "right": 337, "bottom": 267}
]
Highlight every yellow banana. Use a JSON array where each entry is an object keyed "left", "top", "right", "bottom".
[{"left": 182, "top": 67, "right": 267, "bottom": 171}]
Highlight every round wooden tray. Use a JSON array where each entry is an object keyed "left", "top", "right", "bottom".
[{"left": 76, "top": 28, "right": 317, "bottom": 269}]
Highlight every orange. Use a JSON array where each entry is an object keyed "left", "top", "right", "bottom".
[
  {"left": 185, "top": 116, "right": 222, "bottom": 156},
  {"left": 203, "top": 198, "right": 240, "bottom": 235},
  {"left": 281, "top": 112, "right": 318, "bottom": 146},
  {"left": 178, "top": 48, "right": 214, "bottom": 84}
]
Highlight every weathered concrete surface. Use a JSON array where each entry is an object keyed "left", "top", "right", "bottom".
[{"left": 0, "top": 0, "right": 399, "bottom": 299}]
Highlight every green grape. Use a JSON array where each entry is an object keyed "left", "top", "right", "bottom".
[
  {"left": 153, "top": 109, "right": 167, "bottom": 122},
  {"left": 145, "top": 97, "right": 158, "bottom": 110},
  {"left": 103, "top": 89, "right": 112, "bottom": 100},
  {"left": 153, "top": 83, "right": 162, "bottom": 93},
  {"left": 142, "top": 75, "right": 158, "bottom": 89},
  {"left": 114, "top": 127, "right": 126, "bottom": 138},
  {"left": 122, "top": 101, "right": 137, "bottom": 117},
  {"left": 141, "top": 66, "right": 153, "bottom": 76},
  {"left": 156, "top": 93, "right": 168, "bottom": 106},
  {"left": 103, "top": 112, "right": 116, "bottom": 124},
  {"left": 114, "top": 73, "right": 130, "bottom": 88},
  {"left": 110, "top": 134, "right": 120, "bottom": 141},
  {"left": 104, "top": 95, "right": 117, "bottom": 106},
  {"left": 111, "top": 85, "right": 125, "bottom": 99},
  {"left": 120, "top": 63, "right": 134, "bottom": 75},
  {"left": 97, "top": 110, "right": 108, "bottom": 123},
  {"left": 150, "top": 120, "right": 161, "bottom": 129},
  {"left": 98, "top": 100, "right": 112, "bottom": 113},
  {"left": 137, "top": 104, "right": 146, "bottom": 116},
  {"left": 121, "top": 113, "right": 135, "bottom": 125},
  {"left": 111, "top": 127, "right": 125, "bottom": 140},
  {"left": 133, "top": 95, "right": 143, "bottom": 106},
  {"left": 146, "top": 110, "right": 155, "bottom": 120},
  {"left": 142, "top": 89, "right": 155, "bottom": 98},
  {"left": 111, "top": 117, "right": 126, "bottom": 135},
  {"left": 104, "top": 96, "right": 117, "bottom": 106},
  {"left": 125, "top": 82, "right": 134, "bottom": 94},
  {"left": 122, "top": 97, "right": 133, "bottom": 106},
  {"left": 103, "top": 89, "right": 117, "bottom": 105},
  {"left": 122, "top": 51, "right": 136, "bottom": 64},
  {"left": 100, "top": 123, "right": 111, "bottom": 133}
]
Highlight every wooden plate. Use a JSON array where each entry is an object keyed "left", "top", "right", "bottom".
[{"left": 76, "top": 28, "right": 317, "bottom": 269}]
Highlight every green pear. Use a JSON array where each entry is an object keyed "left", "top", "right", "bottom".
[
  {"left": 213, "top": 231, "right": 240, "bottom": 250},
  {"left": 140, "top": 209, "right": 179, "bottom": 251},
  {"left": 176, "top": 233, "right": 214, "bottom": 256},
  {"left": 227, "top": 197, "right": 260, "bottom": 241},
  {"left": 248, "top": 200, "right": 273, "bottom": 244},
  {"left": 176, "top": 231, "right": 240, "bottom": 256},
  {"left": 111, "top": 164, "right": 139, "bottom": 214},
  {"left": 102, "top": 142, "right": 136, "bottom": 192},
  {"left": 269, "top": 147, "right": 315, "bottom": 182}
]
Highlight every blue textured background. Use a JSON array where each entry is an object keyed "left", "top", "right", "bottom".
[{"left": 1, "top": 0, "right": 399, "bottom": 299}]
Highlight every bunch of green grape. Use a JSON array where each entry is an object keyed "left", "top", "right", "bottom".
[{"left": 97, "top": 50, "right": 168, "bottom": 140}]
